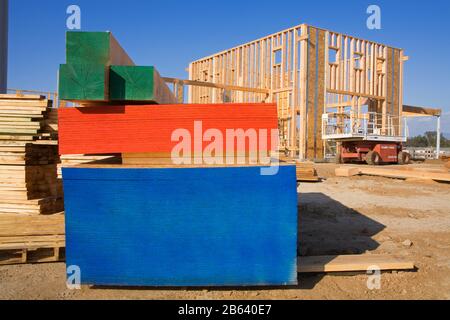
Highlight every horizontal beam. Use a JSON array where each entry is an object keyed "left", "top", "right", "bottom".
[
  {"left": 403, "top": 105, "right": 441, "bottom": 117},
  {"left": 327, "top": 89, "right": 385, "bottom": 101},
  {"left": 163, "top": 77, "right": 270, "bottom": 95}
]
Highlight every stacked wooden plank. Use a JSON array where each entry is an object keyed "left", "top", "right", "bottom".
[
  {"left": 0, "top": 94, "right": 62, "bottom": 215},
  {"left": 0, "top": 94, "right": 64, "bottom": 265},
  {"left": 0, "top": 94, "right": 54, "bottom": 140},
  {"left": 296, "top": 163, "right": 320, "bottom": 182},
  {"left": 59, "top": 31, "right": 177, "bottom": 104},
  {"left": 279, "top": 156, "right": 320, "bottom": 182}
]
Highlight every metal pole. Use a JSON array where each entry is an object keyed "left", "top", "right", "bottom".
[
  {"left": 404, "top": 117, "right": 408, "bottom": 138},
  {"left": 0, "top": 0, "right": 8, "bottom": 93},
  {"left": 436, "top": 115, "right": 441, "bottom": 160}
]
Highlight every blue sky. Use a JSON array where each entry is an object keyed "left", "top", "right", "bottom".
[{"left": 6, "top": 0, "right": 450, "bottom": 135}]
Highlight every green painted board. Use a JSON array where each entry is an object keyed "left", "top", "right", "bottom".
[
  {"left": 109, "top": 66, "right": 177, "bottom": 104},
  {"left": 66, "top": 31, "right": 134, "bottom": 66},
  {"left": 58, "top": 64, "right": 108, "bottom": 101}
]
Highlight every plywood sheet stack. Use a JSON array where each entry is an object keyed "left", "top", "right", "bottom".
[
  {"left": 59, "top": 103, "right": 298, "bottom": 287},
  {"left": 0, "top": 94, "right": 64, "bottom": 265},
  {"left": 58, "top": 31, "right": 297, "bottom": 287}
]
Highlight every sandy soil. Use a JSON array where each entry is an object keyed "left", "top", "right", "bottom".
[{"left": 1, "top": 163, "right": 450, "bottom": 300}]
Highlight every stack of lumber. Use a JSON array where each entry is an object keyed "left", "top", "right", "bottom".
[
  {"left": 279, "top": 156, "right": 320, "bottom": 182},
  {"left": 0, "top": 165, "right": 59, "bottom": 202},
  {"left": 0, "top": 94, "right": 56, "bottom": 141},
  {"left": 0, "top": 94, "right": 64, "bottom": 265},
  {"left": 296, "top": 163, "right": 320, "bottom": 182},
  {"left": 0, "top": 94, "right": 62, "bottom": 215},
  {"left": 335, "top": 166, "right": 450, "bottom": 183},
  {"left": 42, "top": 107, "right": 58, "bottom": 140},
  {"left": 59, "top": 31, "right": 176, "bottom": 104},
  {"left": 1, "top": 144, "right": 58, "bottom": 165}
]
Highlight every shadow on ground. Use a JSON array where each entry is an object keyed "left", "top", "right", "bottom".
[{"left": 297, "top": 191, "right": 385, "bottom": 288}]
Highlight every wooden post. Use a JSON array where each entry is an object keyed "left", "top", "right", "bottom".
[{"left": 299, "top": 25, "right": 309, "bottom": 160}]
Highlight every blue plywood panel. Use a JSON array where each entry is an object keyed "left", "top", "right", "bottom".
[{"left": 62, "top": 166, "right": 298, "bottom": 287}]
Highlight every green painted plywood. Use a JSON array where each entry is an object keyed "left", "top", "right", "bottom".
[{"left": 58, "top": 64, "right": 108, "bottom": 101}]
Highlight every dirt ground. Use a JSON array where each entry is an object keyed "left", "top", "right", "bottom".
[{"left": 1, "top": 162, "right": 450, "bottom": 300}]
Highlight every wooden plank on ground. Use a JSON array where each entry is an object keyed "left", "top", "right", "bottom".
[
  {"left": 298, "top": 254, "right": 415, "bottom": 273},
  {"left": 336, "top": 166, "right": 450, "bottom": 182},
  {"left": 335, "top": 167, "right": 360, "bottom": 177}
]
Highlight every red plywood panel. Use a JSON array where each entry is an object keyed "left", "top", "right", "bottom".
[{"left": 58, "top": 103, "right": 278, "bottom": 155}]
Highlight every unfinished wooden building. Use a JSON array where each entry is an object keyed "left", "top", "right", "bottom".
[{"left": 188, "top": 23, "right": 407, "bottom": 160}]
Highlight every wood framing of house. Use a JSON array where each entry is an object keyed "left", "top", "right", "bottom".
[{"left": 187, "top": 24, "right": 406, "bottom": 160}]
